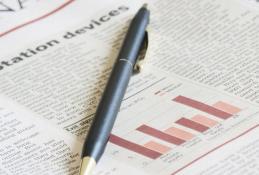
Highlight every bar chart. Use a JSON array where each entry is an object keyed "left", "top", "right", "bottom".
[
  {"left": 102, "top": 76, "right": 259, "bottom": 175},
  {"left": 109, "top": 95, "right": 242, "bottom": 160}
]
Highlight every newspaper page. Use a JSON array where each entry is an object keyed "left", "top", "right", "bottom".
[
  {"left": 0, "top": 95, "right": 82, "bottom": 175},
  {"left": 0, "top": 0, "right": 258, "bottom": 175},
  {"left": 0, "top": 0, "right": 120, "bottom": 55}
]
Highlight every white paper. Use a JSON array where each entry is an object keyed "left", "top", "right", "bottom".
[
  {"left": 0, "top": 0, "right": 259, "bottom": 174},
  {"left": 0, "top": 0, "right": 124, "bottom": 55},
  {"left": 0, "top": 94, "right": 82, "bottom": 174},
  {"left": 176, "top": 125, "right": 259, "bottom": 175}
]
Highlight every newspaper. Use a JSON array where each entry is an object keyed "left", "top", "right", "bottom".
[{"left": 0, "top": 0, "right": 258, "bottom": 174}]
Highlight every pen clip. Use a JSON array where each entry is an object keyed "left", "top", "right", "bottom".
[{"left": 133, "top": 31, "right": 149, "bottom": 74}]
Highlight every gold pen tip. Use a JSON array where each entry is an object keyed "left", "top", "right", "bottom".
[{"left": 79, "top": 157, "right": 96, "bottom": 175}]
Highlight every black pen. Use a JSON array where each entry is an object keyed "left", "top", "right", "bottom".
[{"left": 79, "top": 4, "right": 150, "bottom": 175}]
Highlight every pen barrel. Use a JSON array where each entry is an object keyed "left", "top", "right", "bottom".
[
  {"left": 83, "top": 60, "right": 132, "bottom": 161},
  {"left": 82, "top": 6, "right": 149, "bottom": 162}
]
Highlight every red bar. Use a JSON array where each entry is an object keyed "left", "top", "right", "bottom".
[
  {"left": 136, "top": 125, "right": 185, "bottom": 145},
  {"left": 176, "top": 118, "right": 209, "bottom": 132},
  {"left": 109, "top": 134, "right": 162, "bottom": 159},
  {"left": 173, "top": 96, "right": 232, "bottom": 119}
]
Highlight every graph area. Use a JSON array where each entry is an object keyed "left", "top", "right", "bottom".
[
  {"left": 109, "top": 95, "right": 242, "bottom": 160},
  {"left": 102, "top": 76, "right": 258, "bottom": 175}
]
